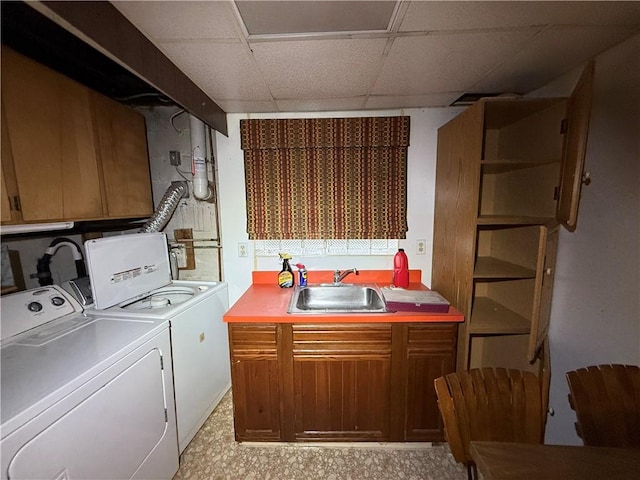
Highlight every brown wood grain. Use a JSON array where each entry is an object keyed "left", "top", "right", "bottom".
[
  {"left": 434, "top": 368, "right": 544, "bottom": 468},
  {"left": 229, "top": 322, "right": 457, "bottom": 442},
  {"left": 567, "top": 364, "right": 640, "bottom": 448},
  {"left": 470, "top": 441, "right": 640, "bottom": 480}
]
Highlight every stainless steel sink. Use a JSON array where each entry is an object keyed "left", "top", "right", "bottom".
[{"left": 287, "top": 284, "right": 387, "bottom": 314}]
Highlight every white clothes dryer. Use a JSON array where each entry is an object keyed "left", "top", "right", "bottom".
[{"left": 0, "top": 285, "right": 179, "bottom": 480}]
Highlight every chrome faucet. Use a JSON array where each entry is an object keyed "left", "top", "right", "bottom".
[{"left": 334, "top": 268, "right": 358, "bottom": 284}]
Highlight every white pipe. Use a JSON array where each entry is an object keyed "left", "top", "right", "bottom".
[{"left": 190, "top": 115, "right": 212, "bottom": 200}]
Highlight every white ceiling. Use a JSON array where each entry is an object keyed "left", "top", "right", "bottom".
[{"left": 112, "top": 0, "right": 640, "bottom": 113}]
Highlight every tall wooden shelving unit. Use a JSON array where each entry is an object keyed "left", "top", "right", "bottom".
[{"left": 432, "top": 64, "right": 593, "bottom": 384}]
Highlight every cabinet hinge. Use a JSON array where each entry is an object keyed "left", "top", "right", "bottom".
[
  {"left": 560, "top": 119, "right": 568, "bottom": 134},
  {"left": 160, "top": 356, "right": 164, "bottom": 370},
  {"left": 165, "top": 408, "right": 168, "bottom": 422},
  {"left": 12, "top": 196, "right": 21, "bottom": 212}
]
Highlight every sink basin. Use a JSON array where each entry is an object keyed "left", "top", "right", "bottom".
[{"left": 287, "top": 284, "right": 387, "bottom": 314}]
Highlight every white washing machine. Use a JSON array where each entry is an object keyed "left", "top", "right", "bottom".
[
  {"left": 84, "top": 233, "right": 231, "bottom": 453},
  {"left": 0, "top": 285, "right": 179, "bottom": 480}
]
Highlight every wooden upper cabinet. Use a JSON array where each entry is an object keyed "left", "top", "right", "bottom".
[
  {"left": 1, "top": 105, "right": 20, "bottom": 223},
  {"left": 432, "top": 62, "right": 594, "bottom": 376},
  {"left": 1, "top": 46, "right": 104, "bottom": 223},
  {"left": 1, "top": 46, "right": 153, "bottom": 225},
  {"left": 91, "top": 92, "right": 153, "bottom": 218},
  {"left": 556, "top": 62, "right": 595, "bottom": 231}
]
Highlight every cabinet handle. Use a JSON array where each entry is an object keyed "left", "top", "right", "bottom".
[
  {"left": 545, "top": 268, "right": 552, "bottom": 275},
  {"left": 582, "top": 171, "right": 592, "bottom": 186}
]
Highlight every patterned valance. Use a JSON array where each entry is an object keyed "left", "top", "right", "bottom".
[
  {"left": 241, "top": 116, "right": 410, "bottom": 240},
  {"left": 240, "top": 116, "right": 410, "bottom": 149}
]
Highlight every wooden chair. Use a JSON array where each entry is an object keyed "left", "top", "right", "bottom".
[
  {"left": 434, "top": 368, "right": 545, "bottom": 480},
  {"left": 566, "top": 364, "right": 640, "bottom": 447}
]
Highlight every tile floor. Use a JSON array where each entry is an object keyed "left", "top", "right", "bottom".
[{"left": 173, "top": 389, "right": 467, "bottom": 480}]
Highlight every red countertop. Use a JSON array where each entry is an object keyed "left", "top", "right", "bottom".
[{"left": 223, "top": 270, "right": 464, "bottom": 323}]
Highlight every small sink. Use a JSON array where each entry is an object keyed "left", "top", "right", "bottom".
[{"left": 287, "top": 284, "right": 387, "bottom": 314}]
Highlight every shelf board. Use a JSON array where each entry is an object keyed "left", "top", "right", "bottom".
[
  {"left": 481, "top": 159, "right": 560, "bottom": 174},
  {"left": 477, "top": 215, "right": 555, "bottom": 226},
  {"left": 468, "top": 297, "right": 531, "bottom": 334},
  {"left": 474, "top": 256, "right": 536, "bottom": 279}
]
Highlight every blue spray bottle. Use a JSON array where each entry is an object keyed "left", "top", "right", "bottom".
[{"left": 295, "top": 264, "right": 308, "bottom": 287}]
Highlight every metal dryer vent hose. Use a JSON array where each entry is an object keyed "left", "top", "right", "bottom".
[{"left": 139, "top": 181, "right": 188, "bottom": 233}]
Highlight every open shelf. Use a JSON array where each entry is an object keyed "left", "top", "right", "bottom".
[
  {"left": 474, "top": 256, "right": 536, "bottom": 279},
  {"left": 481, "top": 159, "right": 561, "bottom": 174},
  {"left": 468, "top": 297, "right": 530, "bottom": 334},
  {"left": 477, "top": 215, "right": 555, "bottom": 226}
]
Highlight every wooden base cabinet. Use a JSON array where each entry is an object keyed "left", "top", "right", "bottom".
[{"left": 228, "top": 322, "right": 457, "bottom": 443}]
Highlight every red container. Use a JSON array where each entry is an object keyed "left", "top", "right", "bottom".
[{"left": 392, "top": 248, "right": 409, "bottom": 288}]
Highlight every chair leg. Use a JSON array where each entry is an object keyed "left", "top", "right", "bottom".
[{"left": 466, "top": 463, "right": 478, "bottom": 480}]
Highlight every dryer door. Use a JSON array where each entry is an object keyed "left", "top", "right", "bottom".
[{"left": 7, "top": 347, "right": 174, "bottom": 480}]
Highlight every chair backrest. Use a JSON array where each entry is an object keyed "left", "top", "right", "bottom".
[
  {"left": 566, "top": 364, "right": 640, "bottom": 447},
  {"left": 434, "top": 368, "right": 544, "bottom": 465}
]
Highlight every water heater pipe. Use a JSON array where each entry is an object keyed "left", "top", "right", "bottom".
[{"left": 190, "top": 115, "right": 212, "bottom": 201}]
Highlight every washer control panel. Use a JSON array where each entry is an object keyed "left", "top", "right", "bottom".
[{"left": 1, "top": 285, "right": 83, "bottom": 342}]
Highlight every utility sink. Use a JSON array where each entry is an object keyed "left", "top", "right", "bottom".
[{"left": 287, "top": 284, "right": 387, "bottom": 314}]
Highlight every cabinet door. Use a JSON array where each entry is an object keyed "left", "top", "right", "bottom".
[
  {"left": 91, "top": 92, "right": 153, "bottom": 218},
  {"left": 403, "top": 323, "right": 457, "bottom": 441},
  {"left": 1, "top": 46, "right": 103, "bottom": 222},
  {"left": 557, "top": 62, "right": 595, "bottom": 231},
  {"left": 228, "top": 324, "right": 281, "bottom": 441},
  {"left": 1, "top": 167, "right": 12, "bottom": 223},
  {"left": 1, "top": 105, "right": 19, "bottom": 223},
  {"left": 292, "top": 324, "right": 392, "bottom": 441},
  {"left": 528, "top": 225, "right": 559, "bottom": 362}
]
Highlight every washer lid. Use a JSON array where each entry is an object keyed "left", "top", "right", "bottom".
[
  {"left": 85, "top": 233, "right": 171, "bottom": 310},
  {"left": 119, "top": 286, "right": 197, "bottom": 311}
]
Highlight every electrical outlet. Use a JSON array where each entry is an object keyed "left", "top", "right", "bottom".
[
  {"left": 169, "top": 150, "right": 181, "bottom": 166},
  {"left": 238, "top": 242, "right": 248, "bottom": 257},
  {"left": 416, "top": 239, "right": 426, "bottom": 255}
]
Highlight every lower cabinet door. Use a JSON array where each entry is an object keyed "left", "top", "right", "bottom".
[
  {"left": 292, "top": 324, "right": 392, "bottom": 441},
  {"left": 229, "top": 324, "right": 282, "bottom": 441},
  {"left": 403, "top": 323, "right": 457, "bottom": 441},
  {"left": 293, "top": 358, "right": 391, "bottom": 441}
]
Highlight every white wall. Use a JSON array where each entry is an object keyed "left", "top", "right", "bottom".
[
  {"left": 216, "top": 108, "right": 463, "bottom": 304},
  {"left": 531, "top": 35, "right": 640, "bottom": 445},
  {"left": 143, "top": 106, "right": 222, "bottom": 281}
]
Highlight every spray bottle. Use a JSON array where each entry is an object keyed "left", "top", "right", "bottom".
[
  {"left": 295, "top": 263, "right": 308, "bottom": 287},
  {"left": 278, "top": 253, "right": 294, "bottom": 288}
]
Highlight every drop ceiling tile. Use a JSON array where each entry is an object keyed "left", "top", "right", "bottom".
[
  {"left": 235, "top": 0, "right": 397, "bottom": 35},
  {"left": 161, "top": 41, "right": 272, "bottom": 100},
  {"left": 365, "top": 93, "right": 462, "bottom": 109},
  {"left": 372, "top": 30, "right": 537, "bottom": 96},
  {"left": 472, "top": 25, "right": 639, "bottom": 94},
  {"left": 250, "top": 38, "right": 388, "bottom": 99},
  {"left": 114, "top": 1, "right": 241, "bottom": 40},
  {"left": 216, "top": 99, "right": 278, "bottom": 113},
  {"left": 275, "top": 97, "right": 367, "bottom": 112},
  {"left": 399, "top": 1, "right": 640, "bottom": 32}
]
